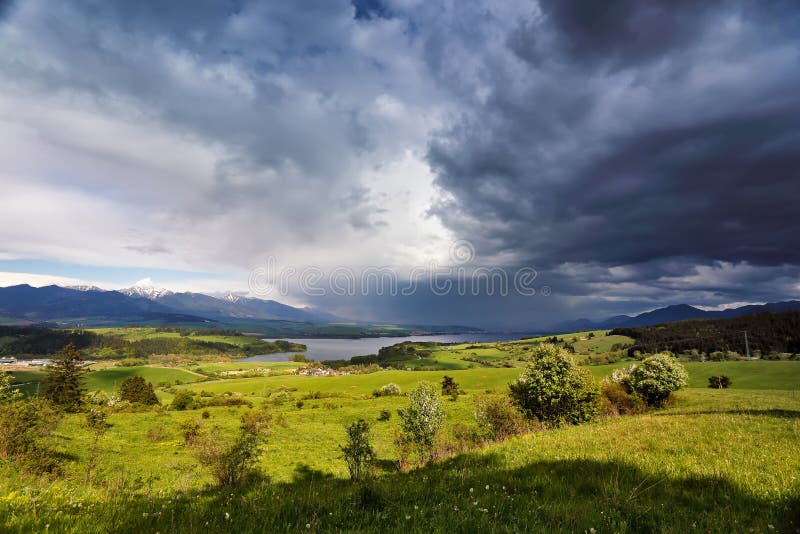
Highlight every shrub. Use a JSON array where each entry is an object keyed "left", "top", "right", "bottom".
[
  {"left": 474, "top": 395, "right": 529, "bottom": 441},
  {"left": 85, "top": 408, "right": 110, "bottom": 484},
  {"left": 190, "top": 412, "right": 269, "bottom": 487},
  {"left": 609, "top": 365, "right": 636, "bottom": 392},
  {"left": 441, "top": 375, "right": 459, "bottom": 396},
  {"left": 373, "top": 383, "right": 402, "bottom": 397},
  {"left": 201, "top": 410, "right": 211, "bottom": 419},
  {"left": 290, "top": 354, "right": 309, "bottom": 362},
  {"left": 340, "top": 419, "right": 375, "bottom": 482},
  {"left": 267, "top": 388, "right": 294, "bottom": 405},
  {"left": 147, "top": 424, "right": 169, "bottom": 442},
  {"left": 240, "top": 409, "right": 272, "bottom": 435},
  {"left": 118, "top": 375, "right": 160, "bottom": 405},
  {"left": 600, "top": 381, "right": 646, "bottom": 416},
  {"left": 708, "top": 375, "right": 731, "bottom": 389},
  {"left": 509, "top": 343, "right": 600, "bottom": 426},
  {"left": 0, "top": 370, "right": 22, "bottom": 403},
  {"left": 0, "top": 399, "right": 61, "bottom": 474},
  {"left": 175, "top": 421, "right": 199, "bottom": 445},
  {"left": 170, "top": 391, "right": 196, "bottom": 410},
  {"left": 199, "top": 395, "right": 253, "bottom": 408},
  {"left": 377, "top": 409, "right": 391, "bottom": 422},
  {"left": 397, "top": 382, "right": 444, "bottom": 462},
  {"left": 628, "top": 354, "right": 689, "bottom": 406},
  {"left": 116, "top": 358, "right": 149, "bottom": 367}
]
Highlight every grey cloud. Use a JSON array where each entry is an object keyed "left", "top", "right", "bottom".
[
  {"left": 427, "top": 0, "right": 800, "bottom": 272},
  {"left": 2, "top": 0, "right": 799, "bottom": 327}
]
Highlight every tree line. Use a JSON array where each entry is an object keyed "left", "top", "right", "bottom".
[
  {"left": 611, "top": 311, "right": 800, "bottom": 356},
  {"left": 0, "top": 326, "right": 304, "bottom": 358}
]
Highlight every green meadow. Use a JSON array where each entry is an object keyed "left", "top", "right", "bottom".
[{"left": 2, "top": 342, "right": 800, "bottom": 532}]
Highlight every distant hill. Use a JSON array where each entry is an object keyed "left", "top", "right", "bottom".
[
  {"left": 553, "top": 301, "right": 800, "bottom": 331},
  {"left": 155, "top": 291, "right": 338, "bottom": 323},
  {"left": 612, "top": 311, "right": 800, "bottom": 356},
  {"left": 0, "top": 284, "right": 207, "bottom": 325},
  {"left": 0, "top": 284, "right": 337, "bottom": 326},
  {"left": 0, "top": 284, "right": 467, "bottom": 337}
]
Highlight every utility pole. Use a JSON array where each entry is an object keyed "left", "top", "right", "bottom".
[{"left": 744, "top": 330, "right": 750, "bottom": 360}]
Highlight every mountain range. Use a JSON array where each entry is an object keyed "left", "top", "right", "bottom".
[
  {"left": 0, "top": 284, "right": 340, "bottom": 326},
  {"left": 2, "top": 283, "right": 799, "bottom": 335},
  {"left": 552, "top": 301, "right": 800, "bottom": 331}
]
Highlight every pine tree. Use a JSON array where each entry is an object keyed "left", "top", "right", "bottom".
[{"left": 42, "top": 343, "right": 86, "bottom": 412}]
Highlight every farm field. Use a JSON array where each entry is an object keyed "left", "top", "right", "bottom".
[{"left": 2, "top": 359, "right": 799, "bottom": 532}]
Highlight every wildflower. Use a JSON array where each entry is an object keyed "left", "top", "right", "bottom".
[
  {"left": 469, "top": 488, "right": 474, "bottom": 493},
  {"left": 405, "top": 516, "right": 411, "bottom": 520},
  {"left": 485, "top": 485, "right": 490, "bottom": 490},
  {"left": 768, "top": 526, "right": 775, "bottom": 531},
  {"left": 143, "top": 513, "right": 149, "bottom": 518},
  {"left": 225, "top": 512, "right": 230, "bottom": 520},
  {"left": 305, "top": 524, "right": 311, "bottom": 529}
]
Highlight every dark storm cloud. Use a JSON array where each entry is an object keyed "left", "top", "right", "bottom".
[
  {"left": 2, "top": 0, "right": 799, "bottom": 326},
  {"left": 511, "top": 0, "right": 717, "bottom": 70},
  {"left": 427, "top": 0, "right": 800, "bottom": 275},
  {"left": 352, "top": 0, "right": 390, "bottom": 21}
]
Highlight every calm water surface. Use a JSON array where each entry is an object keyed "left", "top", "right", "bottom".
[{"left": 241, "top": 333, "right": 537, "bottom": 362}]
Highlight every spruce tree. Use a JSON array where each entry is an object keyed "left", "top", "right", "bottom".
[{"left": 42, "top": 343, "right": 86, "bottom": 412}]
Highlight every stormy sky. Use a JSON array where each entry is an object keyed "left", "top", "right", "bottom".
[{"left": 1, "top": 0, "right": 799, "bottom": 329}]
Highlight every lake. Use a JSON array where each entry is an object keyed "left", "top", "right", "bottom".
[{"left": 240, "top": 333, "right": 537, "bottom": 362}]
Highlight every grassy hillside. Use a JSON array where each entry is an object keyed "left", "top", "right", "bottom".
[
  {"left": 83, "top": 367, "right": 204, "bottom": 392},
  {"left": 0, "top": 325, "right": 305, "bottom": 359},
  {"left": 2, "top": 346, "right": 799, "bottom": 532},
  {"left": 1, "top": 382, "right": 798, "bottom": 532},
  {"left": 358, "top": 331, "right": 636, "bottom": 371}
]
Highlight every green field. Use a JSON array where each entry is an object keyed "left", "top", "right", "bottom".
[
  {"left": 2, "top": 351, "right": 799, "bottom": 532},
  {"left": 372, "top": 331, "right": 636, "bottom": 371},
  {"left": 87, "top": 327, "right": 268, "bottom": 347},
  {"left": 84, "top": 366, "right": 205, "bottom": 392}
]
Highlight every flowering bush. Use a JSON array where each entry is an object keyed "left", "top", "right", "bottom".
[
  {"left": 509, "top": 343, "right": 600, "bottom": 426},
  {"left": 373, "top": 383, "right": 402, "bottom": 397},
  {"left": 628, "top": 354, "right": 688, "bottom": 406},
  {"left": 397, "top": 382, "right": 444, "bottom": 461}
]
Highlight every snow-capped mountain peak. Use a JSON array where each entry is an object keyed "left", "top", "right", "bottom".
[
  {"left": 66, "top": 284, "right": 104, "bottom": 292},
  {"left": 222, "top": 291, "right": 244, "bottom": 303},
  {"left": 120, "top": 278, "right": 173, "bottom": 299}
]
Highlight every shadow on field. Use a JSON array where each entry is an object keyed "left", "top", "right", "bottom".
[
  {"left": 12, "top": 453, "right": 799, "bottom": 533},
  {"left": 654, "top": 408, "right": 800, "bottom": 419}
]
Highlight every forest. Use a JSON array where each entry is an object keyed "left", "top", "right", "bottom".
[
  {"left": 611, "top": 311, "right": 800, "bottom": 356},
  {"left": 0, "top": 326, "right": 304, "bottom": 358}
]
